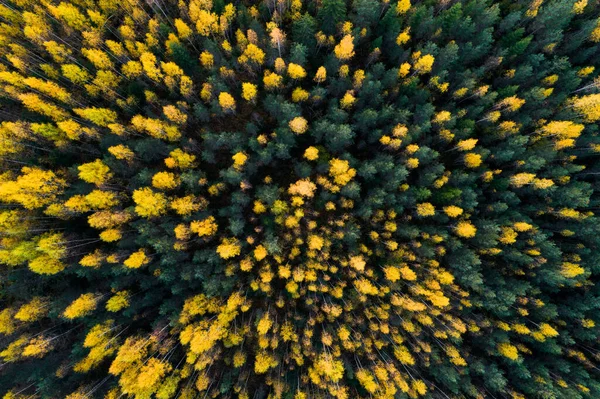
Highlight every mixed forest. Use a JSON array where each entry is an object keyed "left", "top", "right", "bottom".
[{"left": 2, "top": 0, "right": 600, "bottom": 397}]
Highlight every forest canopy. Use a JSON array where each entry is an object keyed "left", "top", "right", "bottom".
[{"left": 1, "top": 0, "right": 600, "bottom": 398}]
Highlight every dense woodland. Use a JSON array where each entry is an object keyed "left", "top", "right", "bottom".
[{"left": 1, "top": 0, "right": 600, "bottom": 397}]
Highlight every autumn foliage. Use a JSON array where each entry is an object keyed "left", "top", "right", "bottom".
[{"left": 1, "top": 0, "right": 600, "bottom": 398}]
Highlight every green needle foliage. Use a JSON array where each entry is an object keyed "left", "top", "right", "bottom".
[{"left": 1, "top": 0, "right": 600, "bottom": 398}]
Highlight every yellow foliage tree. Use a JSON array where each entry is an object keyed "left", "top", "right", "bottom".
[
  {"left": 416, "top": 203, "right": 435, "bottom": 217},
  {"left": 152, "top": 171, "right": 180, "bottom": 190},
  {"left": 15, "top": 297, "right": 48, "bottom": 322},
  {"left": 0, "top": 167, "right": 67, "bottom": 209},
  {"left": 329, "top": 159, "right": 356, "bottom": 186},
  {"left": 63, "top": 293, "right": 98, "bottom": 319},
  {"left": 78, "top": 160, "right": 113, "bottom": 185},
  {"left": 414, "top": 54, "right": 435, "bottom": 74},
  {"left": 397, "top": 0, "right": 411, "bottom": 14},
  {"left": 571, "top": 93, "right": 600, "bottom": 122},
  {"left": 242, "top": 82, "right": 258, "bottom": 101},
  {"left": 132, "top": 187, "right": 168, "bottom": 218},
  {"left": 288, "top": 63, "right": 307, "bottom": 79},
  {"left": 219, "top": 92, "right": 236, "bottom": 112},
  {"left": 289, "top": 116, "right": 308, "bottom": 134},
  {"left": 190, "top": 216, "right": 218, "bottom": 237},
  {"left": 455, "top": 221, "right": 477, "bottom": 238},
  {"left": 217, "top": 238, "right": 241, "bottom": 259},
  {"left": 334, "top": 35, "right": 355, "bottom": 61},
  {"left": 123, "top": 249, "right": 149, "bottom": 269}
]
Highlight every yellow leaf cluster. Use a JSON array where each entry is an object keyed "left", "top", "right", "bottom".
[
  {"left": 132, "top": 188, "right": 168, "bottom": 218},
  {"left": 63, "top": 293, "right": 98, "bottom": 319}
]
